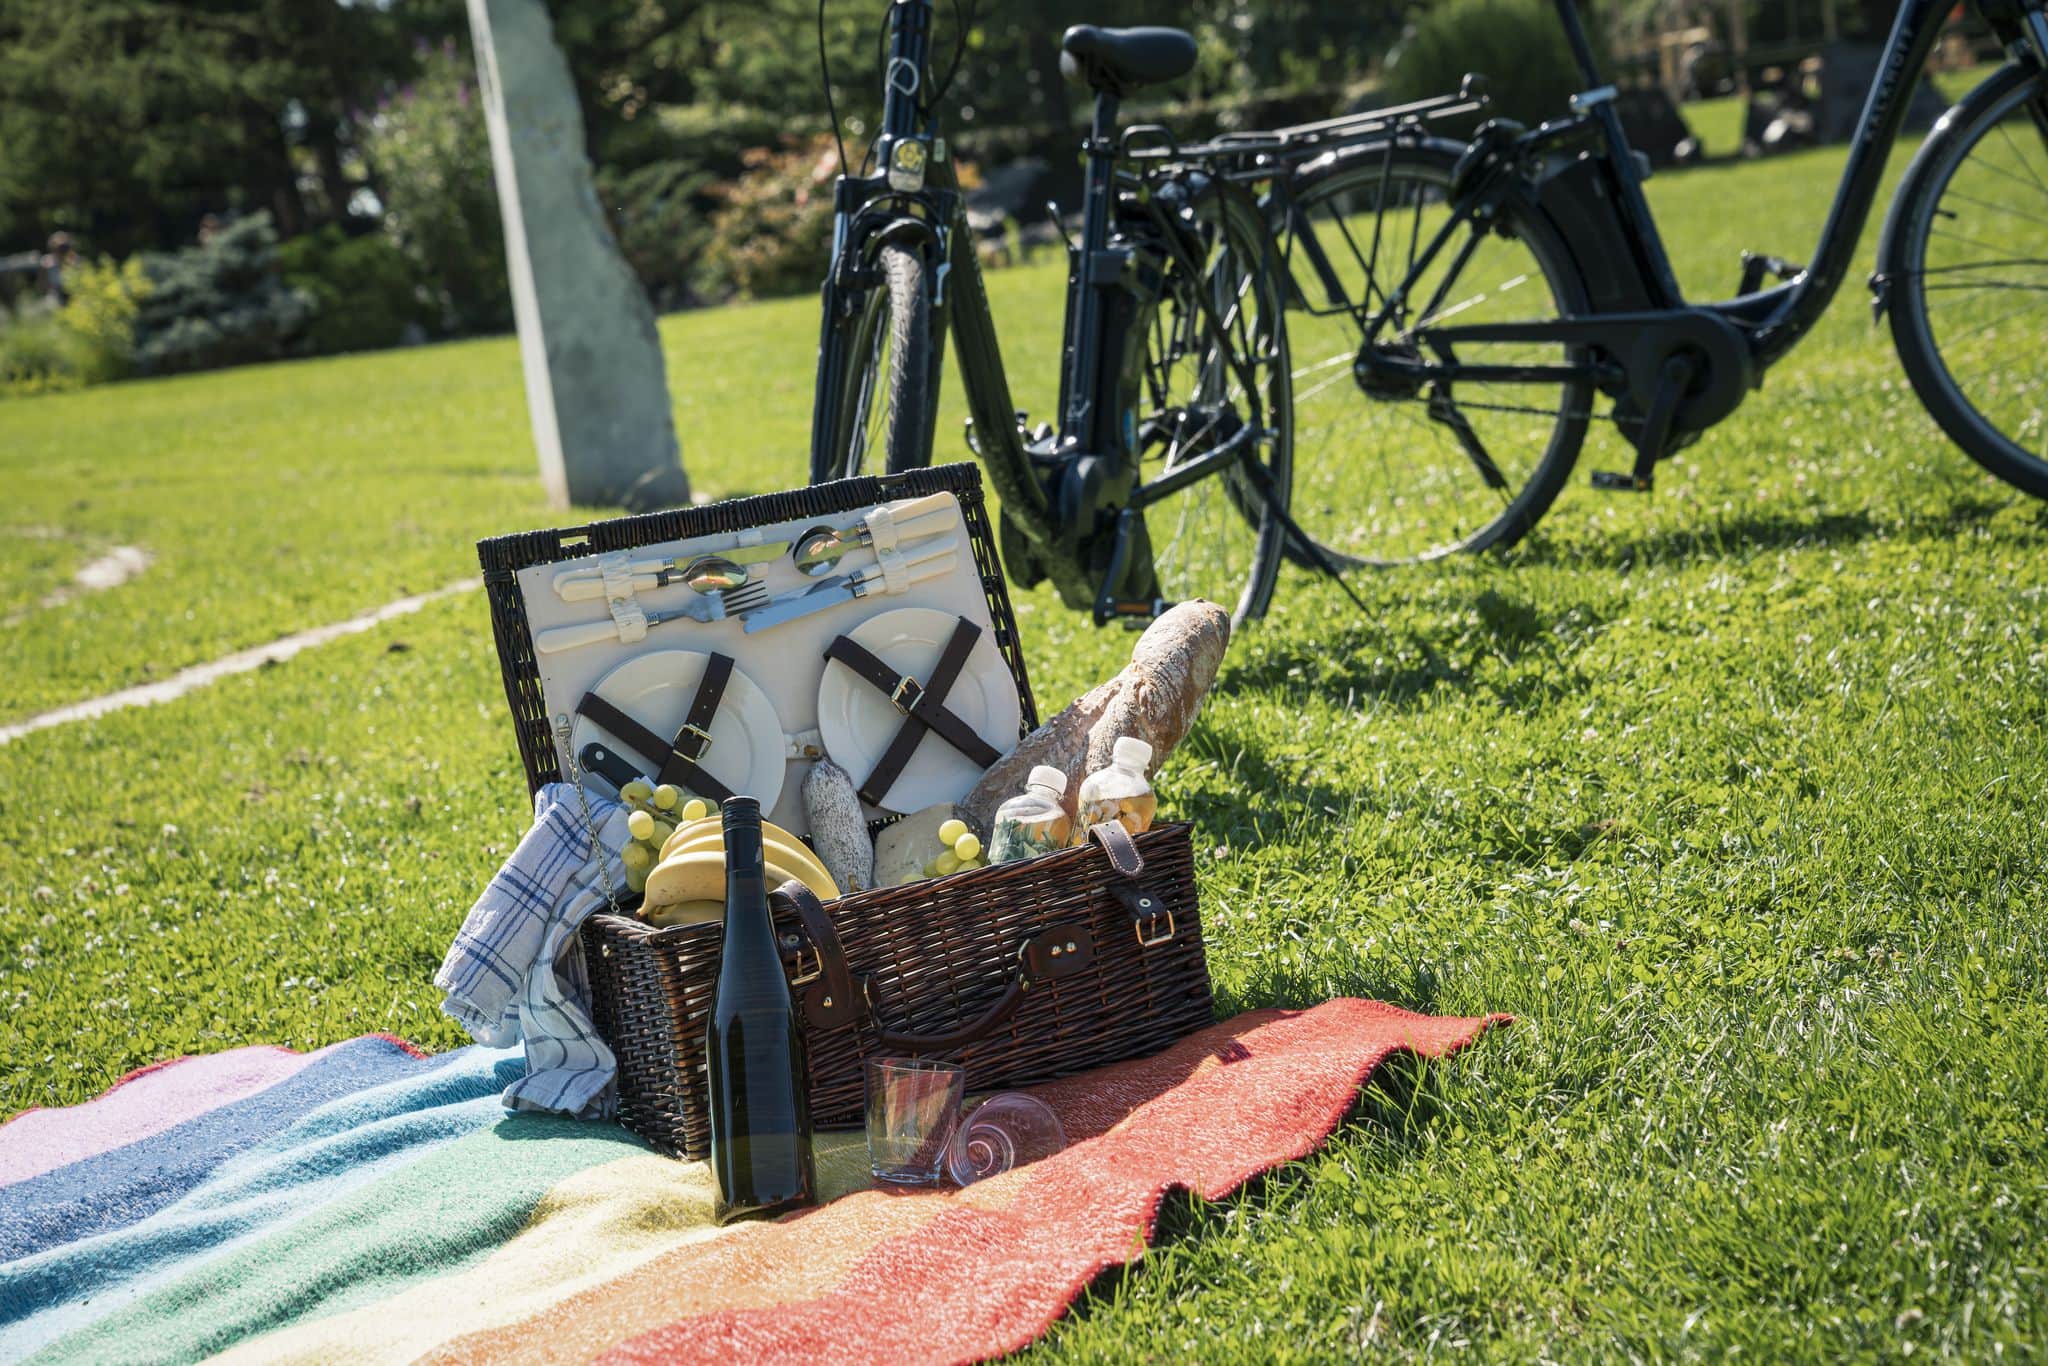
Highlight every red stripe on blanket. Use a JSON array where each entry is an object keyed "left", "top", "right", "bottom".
[{"left": 427, "top": 999, "right": 1504, "bottom": 1366}]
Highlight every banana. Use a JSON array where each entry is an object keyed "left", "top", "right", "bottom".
[
  {"left": 657, "top": 816, "right": 837, "bottom": 895},
  {"left": 657, "top": 815, "right": 721, "bottom": 862},
  {"left": 641, "top": 848, "right": 838, "bottom": 909},
  {"left": 642, "top": 899, "right": 722, "bottom": 929}
]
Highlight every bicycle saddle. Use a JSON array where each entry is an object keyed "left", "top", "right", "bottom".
[{"left": 1059, "top": 25, "right": 1197, "bottom": 97}]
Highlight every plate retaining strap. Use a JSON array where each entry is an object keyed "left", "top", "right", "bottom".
[
  {"left": 823, "top": 618, "right": 1002, "bottom": 807},
  {"left": 575, "top": 652, "right": 737, "bottom": 802}
]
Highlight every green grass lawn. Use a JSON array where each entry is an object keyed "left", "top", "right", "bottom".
[{"left": 3, "top": 126, "right": 2046, "bottom": 1357}]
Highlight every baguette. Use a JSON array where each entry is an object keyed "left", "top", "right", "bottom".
[{"left": 961, "top": 600, "right": 1229, "bottom": 830}]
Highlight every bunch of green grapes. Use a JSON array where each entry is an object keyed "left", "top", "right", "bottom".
[
  {"left": 914, "top": 818, "right": 987, "bottom": 882},
  {"left": 614, "top": 780, "right": 712, "bottom": 894}
]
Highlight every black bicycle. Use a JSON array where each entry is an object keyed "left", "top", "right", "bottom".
[
  {"left": 1272, "top": 0, "right": 2048, "bottom": 565},
  {"left": 807, "top": 5, "right": 1305, "bottom": 625}
]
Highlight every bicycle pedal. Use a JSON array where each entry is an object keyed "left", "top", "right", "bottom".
[
  {"left": 1591, "top": 470, "right": 1653, "bottom": 493},
  {"left": 1097, "top": 597, "right": 1168, "bottom": 627},
  {"left": 1738, "top": 251, "right": 1804, "bottom": 294}
]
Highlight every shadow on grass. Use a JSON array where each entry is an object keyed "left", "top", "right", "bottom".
[
  {"left": 1508, "top": 495, "right": 2021, "bottom": 571},
  {"left": 1215, "top": 959, "right": 1443, "bottom": 1022},
  {"left": 1221, "top": 588, "right": 1599, "bottom": 714}
]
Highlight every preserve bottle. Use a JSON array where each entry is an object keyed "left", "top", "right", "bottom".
[
  {"left": 1074, "top": 736, "right": 1157, "bottom": 839},
  {"left": 705, "top": 795, "right": 816, "bottom": 1223},
  {"left": 987, "top": 765, "right": 1075, "bottom": 863}
]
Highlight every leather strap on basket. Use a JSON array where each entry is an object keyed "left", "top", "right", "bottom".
[
  {"left": 1087, "top": 821, "right": 1178, "bottom": 947},
  {"left": 823, "top": 620, "right": 1003, "bottom": 807},
  {"left": 768, "top": 823, "right": 1175, "bottom": 1053},
  {"left": 770, "top": 879, "right": 1035, "bottom": 1050},
  {"left": 575, "top": 653, "right": 736, "bottom": 801}
]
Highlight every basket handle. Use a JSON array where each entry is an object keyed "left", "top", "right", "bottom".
[
  {"left": 766, "top": 821, "right": 1171, "bottom": 1054},
  {"left": 770, "top": 878, "right": 1026, "bottom": 1050}
]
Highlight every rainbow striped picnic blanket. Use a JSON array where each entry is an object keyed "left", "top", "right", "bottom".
[{"left": 0, "top": 1000, "right": 1500, "bottom": 1363}]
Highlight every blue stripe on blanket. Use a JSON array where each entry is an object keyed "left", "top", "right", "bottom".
[
  {"left": 0, "top": 1037, "right": 457, "bottom": 1263},
  {"left": 0, "top": 1047, "right": 523, "bottom": 1359}
]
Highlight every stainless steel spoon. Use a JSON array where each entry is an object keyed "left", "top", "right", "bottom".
[
  {"left": 791, "top": 492, "right": 957, "bottom": 576},
  {"left": 677, "top": 555, "right": 749, "bottom": 592}
]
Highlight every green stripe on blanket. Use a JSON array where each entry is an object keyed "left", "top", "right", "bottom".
[{"left": 33, "top": 1116, "right": 642, "bottom": 1364}]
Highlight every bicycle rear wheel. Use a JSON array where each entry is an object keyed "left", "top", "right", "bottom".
[
  {"left": 1118, "top": 178, "right": 1291, "bottom": 625},
  {"left": 814, "top": 244, "right": 935, "bottom": 480},
  {"left": 1283, "top": 140, "right": 1592, "bottom": 565},
  {"left": 1888, "top": 61, "right": 2048, "bottom": 499}
]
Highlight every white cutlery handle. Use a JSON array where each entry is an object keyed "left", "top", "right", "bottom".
[
  {"left": 557, "top": 573, "right": 665, "bottom": 603},
  {"left": 551, "top": 559, "right": 668, "bottom": 596},
  {"left": 867, "top": 536, "right": 958, "bottom": 595},
  {"left": 534, "top": 617, "right": 623, "bottom": 654},
  {"left": 886, "top": 492, "right": 954, "bottom": 524},
  {"left": 890, "top": 505, "right": 957, "bottom": 544}
]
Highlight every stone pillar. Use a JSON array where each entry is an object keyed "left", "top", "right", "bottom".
[{"left": 467, "top": 0, "right": 689, "bottom": 510}]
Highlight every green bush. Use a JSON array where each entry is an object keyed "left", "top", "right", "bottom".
[
  {"left": 132, "top": 213, "right": 314, "bottom": 376},
  {"left": 0, "top": 304, "right": 85, "bottom": 396},
  {"left": 0, "top": 257, "right": 149, "bottom": 396},
  {"left": 692, "top": 136, "right": 840, "bottom": 302},
  {"left": 279, "top": 226, "right": 425, "bottom": 355},
  {"left": 1382, "top": 0, "right": 1602, "bottom": 127},
  {"left": 366, "top": 42, "right": 512, "bottom": 335},
  {"left": 61, "top": 256, "right": 150, "bottom": 383},
  {"left": 594, "top": 104, "right": 790, "bottom": 309},
  {"left": 596, "top": 159, "right": 718, "bottom": 311}
]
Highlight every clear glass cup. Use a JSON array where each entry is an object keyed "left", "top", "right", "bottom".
[
  {"left": 944, "top": 1092, "right": 1066, "bottom": 1186},
  {"left": 864, "top": 1057, "right": 965, "bottom": 1185}
]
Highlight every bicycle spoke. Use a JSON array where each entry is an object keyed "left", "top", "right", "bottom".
[
  {"left": 1939, "top": 187, "right": 2048, "bottom": 233},
  {"left": 1915, "top": 256, "right": 2048, "bottom": 276},
  {"left": 1921, "top": 280, "right": 2048, "bottom": 294},
  {"left": 1993, "top": 119, "right": 2048, "bottom": 203}
]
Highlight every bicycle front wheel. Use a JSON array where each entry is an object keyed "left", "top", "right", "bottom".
[
  {"left": 1283, "top": 140, "right": 1592, "bottom": 565},
  {"left": 815, "top": 244, "right": 935, "bottom": 480},
  {"left": 1888, "top": 61, "right": 2048, "bottom": 499}
]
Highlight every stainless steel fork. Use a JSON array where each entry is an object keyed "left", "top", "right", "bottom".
[{"left": 532, "top": 581, "right": 770, "bottom": 654}]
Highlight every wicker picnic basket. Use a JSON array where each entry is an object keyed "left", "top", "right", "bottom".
[{"left": 478, "top": 464, "right": 1215, "bottom": 1158}]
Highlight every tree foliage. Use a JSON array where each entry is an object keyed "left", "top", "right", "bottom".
[
  {"left": 0, "top": 0, "right": 417, "bottom": 257},
  {"left": 133, "top": 212, "right": 314, "bottom": 375}
]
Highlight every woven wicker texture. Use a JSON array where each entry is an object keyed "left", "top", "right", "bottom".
[{"left": 583, "top": 822, "right": 1213, "bottom": 1157}]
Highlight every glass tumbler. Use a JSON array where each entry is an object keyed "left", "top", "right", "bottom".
[
  {"left": 864, "top": 1057, "right": 965, "bottom": 1185},
  {"left": 944, "top": 1092, "right": 1066, "bottom": 1186}
]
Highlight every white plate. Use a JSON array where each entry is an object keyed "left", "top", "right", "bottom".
[
  {"left": 818, "top": 607, "right": 1021, "bottom": 814},
  {"left": 570, "top": 650, "right": 786, "bottom": 811}
]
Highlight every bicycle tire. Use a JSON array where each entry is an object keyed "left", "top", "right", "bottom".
[
  {"left": 1886, "top": 60, "right": 2048, "bottom": 500},
  {"left": 1282, "top": 139, "right": 1593, "bottom": 566},
  {"left": 818, "top": 244, "right": 934, "bottom": 480},
  {"left": 1120, "top": 177, "right": 1291, "bottom": 625}
]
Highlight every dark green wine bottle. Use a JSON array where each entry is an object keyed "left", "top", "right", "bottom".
[{"left": 705, "top": 795, "right": 815, "bottom": 1223}]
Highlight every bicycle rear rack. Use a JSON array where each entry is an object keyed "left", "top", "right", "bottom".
[{"left": 1119, "top": 76, "right": 1491, "bottom": 177}]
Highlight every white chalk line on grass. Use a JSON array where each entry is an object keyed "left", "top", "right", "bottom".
[{"left": 0, "top": 578, "right": 483, "bottom": 746}]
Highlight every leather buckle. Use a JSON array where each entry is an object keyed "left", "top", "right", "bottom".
[
  {"left": 672, "top": 722, "right": 714, "bottom": 762},
  {"left": 1133, "top": 894, "right": 1176, "bottom": 948},
  {"left": 889, "top": 674, "right": 924, "bottom": 714},
  {"left": 789, "top": 946, "right": 824, "bottom": 986}
]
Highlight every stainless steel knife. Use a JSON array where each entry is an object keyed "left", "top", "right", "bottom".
[{"left": 740, "top": 539, "right": 958, "bottom": 633}]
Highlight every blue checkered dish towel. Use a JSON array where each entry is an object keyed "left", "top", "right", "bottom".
[{"left": 434, "top": 782, "right": 632, "bottom": 1119}]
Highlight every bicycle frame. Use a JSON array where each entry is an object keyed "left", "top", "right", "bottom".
[
  {"left": 1346, "top": 0, "right": 2048, "bottom": 481},
  {"left": 1549, "top": 0, "right": 1980, "bottom": 360},
  {"left": 810, "top": 0, "right": 1282, "bottom": 621}
]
